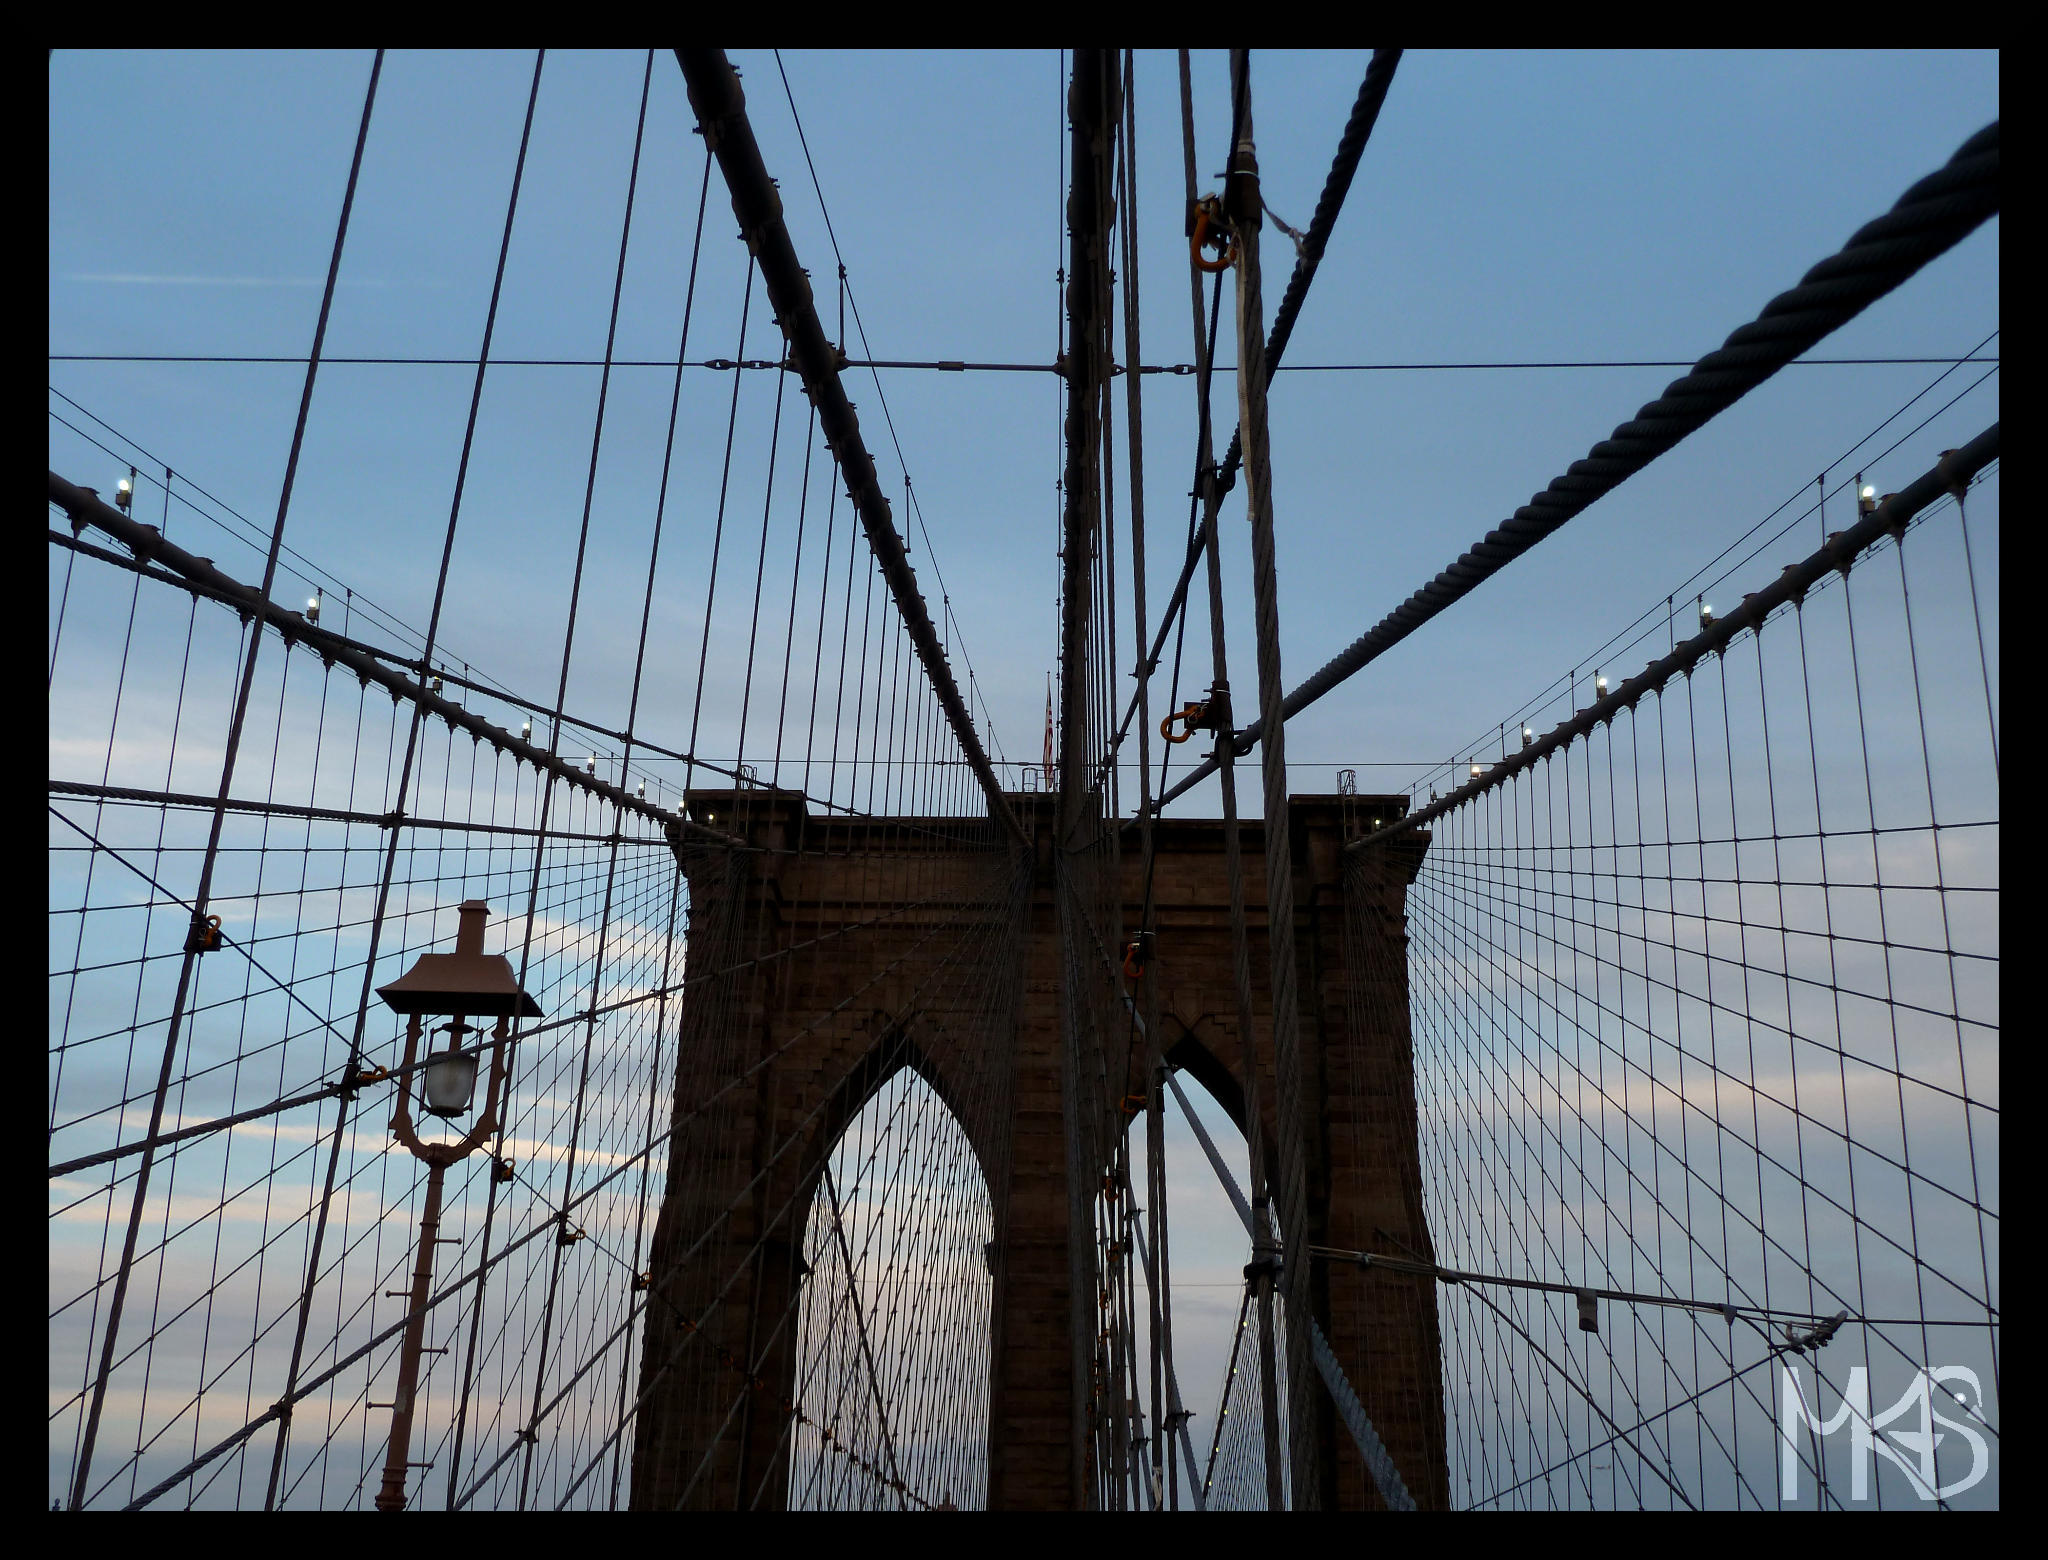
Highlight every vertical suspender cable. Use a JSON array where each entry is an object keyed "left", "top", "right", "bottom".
[
  {"left": 1225, "top": 48, "right": 1323, "bottom": 1509},
  {"left": 1177, "top": 45, "right": 1288, "bottom": 1513},
  {"left": 262, "top": 50, "right": 543, "bottom": 1511},
  {"left": 68, "top": 47, "right": 382, "bottom": 1513},
  {"left": 1153, "top": 118, "right": 2000, "bottom": 812}
]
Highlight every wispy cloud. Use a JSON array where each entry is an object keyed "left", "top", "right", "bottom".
[{"left": 58, "top": 273, "right": 414, "bottom": 289}]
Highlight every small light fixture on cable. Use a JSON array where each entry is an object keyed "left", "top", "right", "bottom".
[
  {"left": 1858, "top": 478, "right": 1878, "bottom": 517},
  {"left": 1699, "top": 599, "right": 1715, "bottom": 629},
  {"left": 635, "top": 780, "right": 646, "bottom": 800},
  {"left": 306, "top": 594, "right": 321, "bottom": 625},
  {"left": 429, "top": 676, "right": 443, "bottom": 697},
  {"left": 521, "top": 719, "right": 532, "bottom": 742},
  {"left": 1468, "top": 760, "right": 1483, "bottom": 780},
  {"left": 115, "top": 471, "right": 135, "bottom": 512},
  {"left": 1522, "top": 725, "right": 1534, "bottom": 750},
  {"left": 1594, "top": 671, "right": 1609, "bottom": 699},
  {"left": 585, "top": 754, "right": 598, "bottom": 775}
]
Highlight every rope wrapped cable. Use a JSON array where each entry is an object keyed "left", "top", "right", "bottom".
[
  {"left": 1259, "top": 48, "right": 1402, "bottom": 381},
  {"left": 675, "top": 49, "right": 1024, "bottom": 846},
  {"left": 46, "top": 472, "right": 717, "bottom": 842},
  {"left": 1154, "top": 118, "right": 2000, "bottom": 811},
  {"left": 1113, "top": 50, "right": 1402, "bottom": 756},
  {"left": 1351, "top": 420, "right": 1999, "bottom": 852},
  {"left": 1227, "top": 48, "right": 1324, "bottom": 1508}
]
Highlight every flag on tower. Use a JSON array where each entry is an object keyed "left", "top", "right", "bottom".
[{"left": 1043, "top": 674, "right": 1055, "bottom": 794}]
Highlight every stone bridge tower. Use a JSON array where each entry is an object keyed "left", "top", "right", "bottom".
[{"left": 628, "top": 788, "right": 1447, "bottom": 1511}]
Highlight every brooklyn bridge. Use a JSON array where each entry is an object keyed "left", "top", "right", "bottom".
[{"left": 48, "top": 49, "right": 1999, "bottom": 1509}]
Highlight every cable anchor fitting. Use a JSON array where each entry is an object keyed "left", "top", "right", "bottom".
[
  {"left": 340, "top": 1064, "right": 390, "bottom": 1099},
  {"left": 1121, "top": 929, "right": 1154, "bottom": 979},
  {"left": 1782, "top": 1309, "right": 1850, "bottom": 1354},
  {"left": 1161, "top": 682, "right": 1229, "bottom": 747},
  {"left": 1188, "top": 194, "right": 1237, "bottom": 274},
  {"left": 185, "top": 912, "right": 223, "bottom": 955}
]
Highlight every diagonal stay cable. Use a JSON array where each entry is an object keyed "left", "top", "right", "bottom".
[
  {"left": 820, "top": 1161, "right": 909, "bottom": 1506},
  {"left": 1088, "top": 910, "right": 1416, "bottom": 1510},
  {"left": 676, "top": 48, "right": 1022, "bottom": 843},
  {"left": 1153, "top": 119, "right": 2000, "bottom": 813},
  {"left": 1111, "top": 49, "right": 1402, "bottom": 768},
  {"left": 62, "top": 53, "right": 384, "bottom": 1512},
  {"left": 1353, "top": 424, "right": 1998, "bottom": 850}
]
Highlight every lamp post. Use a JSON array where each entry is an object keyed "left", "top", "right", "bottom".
[{"left": 370, "top": 900, "right": 540, "bottom": 1512}]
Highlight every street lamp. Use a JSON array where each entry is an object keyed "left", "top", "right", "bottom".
[{"left": 369, "top": 899, "right": 540, "bottom": 1512}]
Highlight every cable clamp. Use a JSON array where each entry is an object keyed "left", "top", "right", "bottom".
[
  {"left": 1188, "top": 194, "right": 1236, "bottom": 273},
  {"left": 1782, "top": 1309, "right": 1850, "bottom": 1354},
  {"left": 493, "top": 1156, "right": 516, "bottom": 1184},
  {"left": 1121, "top": 930, "right": 1154, "bottom": 978},
  {"left": 340, "top": 1064, "right": 391, "bottom": 1098},
  {"left": 1243, "top": 1253, "right": 1283, "bottom": 1283},
  {"left": 185, "top": 912, "right": 223, "bottom": 955},
  {"left": 1159, "top": 702, "right": 1206, "bottom": 745},
  {"left": 1162, "top": 684, "right": 1229, "bottom": 748}
]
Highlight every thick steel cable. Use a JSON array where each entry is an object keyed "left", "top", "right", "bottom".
[
  {"left": 1130, "top": 981, "right": 1412, "bottom": 1509},
  {"left": 1051, "top": 46, "right": 1120, "bottom": 1506},
  {"left": 1110, "top": 49, "right": 1402, "bottom": 766},
  {"left": 511, "top": 51, "right": 658, "bottom": 1511},
  {"left": 45, "top": 476, "right": 691, "bottom": 838},
  {"left": 1351, "top": 424, "right": 1998, "bottom": 850},
  {"left": 1226, "top": 48, "right": 1326, "bottom": 1509},
  {"left": 1112, "top": 46, "right": 1180, "bottom": 1512},
  {"left": 64, "top": 52, "right": 384, "bottom": 1512},
  {"left": 1400, "top": 343, "right": 1996, "bottom": 811},
  {"left": 266, "top": 56, "right": 547, "bottom": 1509},
  {"left": 1170, "top": 45, "right": 1293, "bottom": 1511},
  {"left": 1154, "top": 118, "right": 2001, "bottom": 812},
  {"left": 674, "top": 49, "right": 1022, "bottom": 844},
  {"left": 118, "top": 855, "right": 998, "bottom": 1513}
]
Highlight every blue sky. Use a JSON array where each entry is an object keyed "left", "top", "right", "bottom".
[
  {"left": 48, "top": 49, "right": 1998, "bottom": 804},
  {"left": 48, "top": 49, "right": 1998, "bottom": 1508}
]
